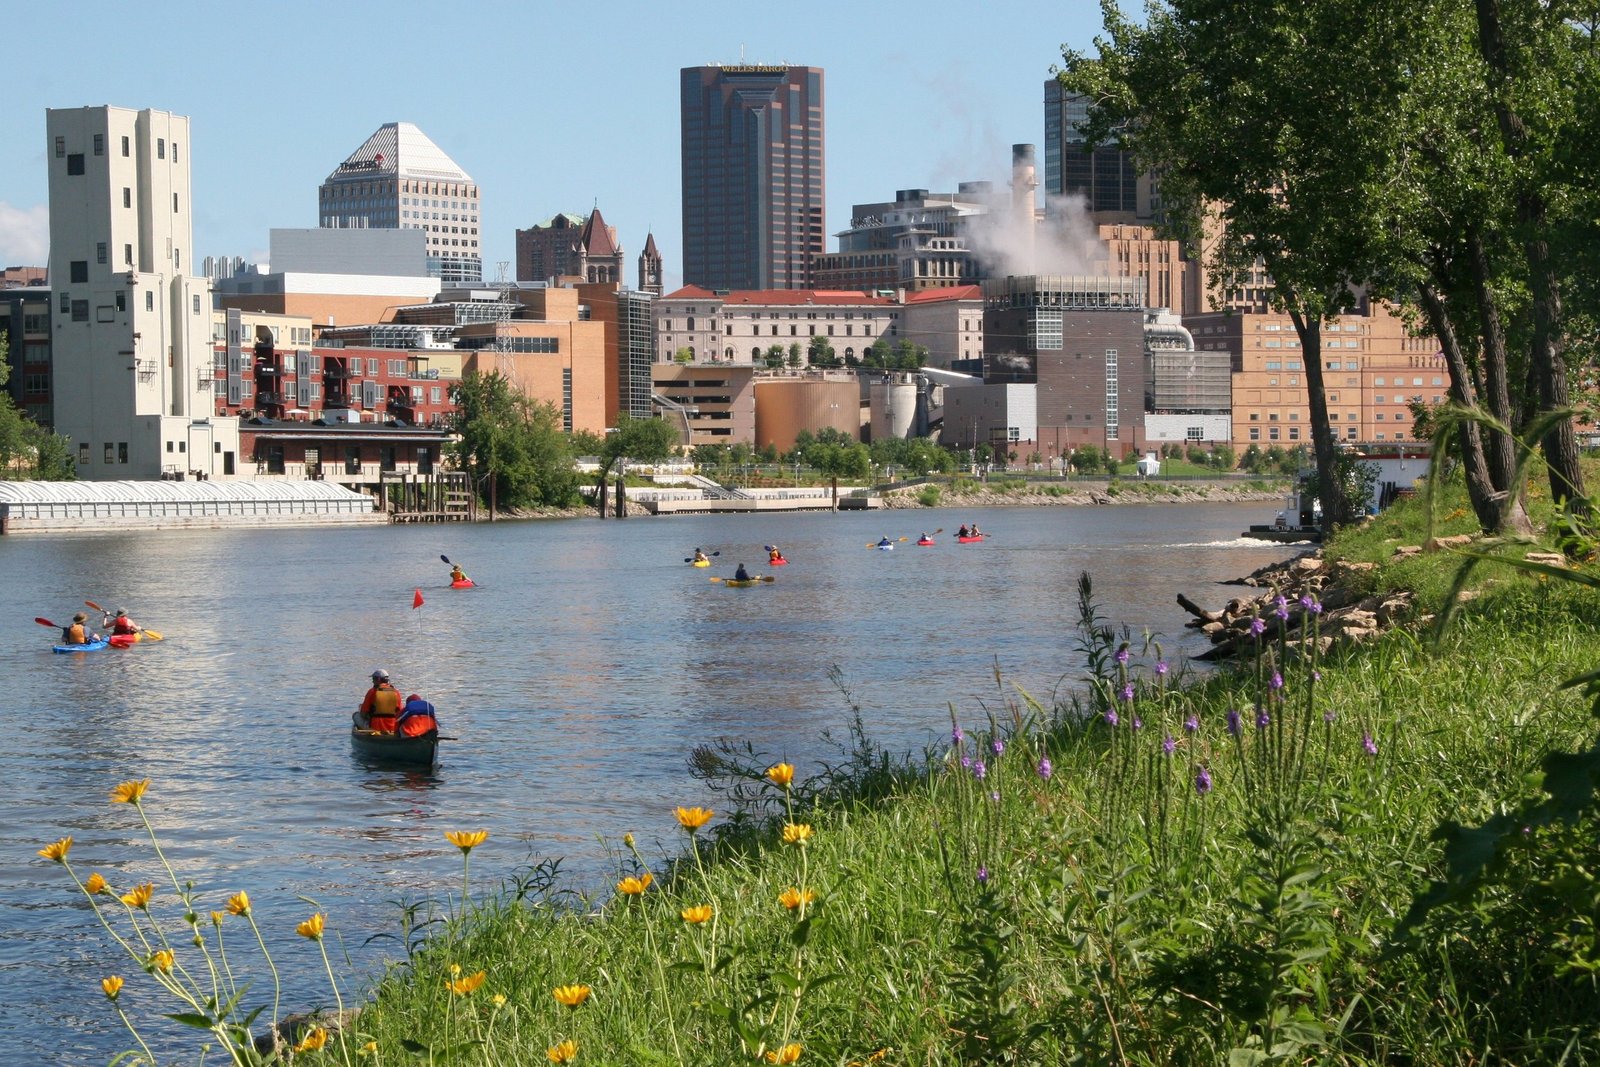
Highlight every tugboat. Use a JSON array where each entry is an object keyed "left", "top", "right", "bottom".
[{"left": 1244, "top": 482, "right": 1323, "bottom": 543}]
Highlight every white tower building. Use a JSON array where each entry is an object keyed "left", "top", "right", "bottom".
[
  {"left": 318, "top": 122, "right": 482, "bottom": 285},
  {"left": 45, "top": 106, "right": 240, "bottom": 480}
]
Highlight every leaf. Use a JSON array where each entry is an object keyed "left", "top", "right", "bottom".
[
  {"left": 400, "top": 1037, "right": 431, "bottom": 1053},
  {"left": 165, "top": 1012, "right": 216, "bottom": 1029},
  {"left": 768, "top": 971, "right": 802, "bottom": 992},
  {"left": 789, "top": 915, "right": 813, "bottom": 947}
]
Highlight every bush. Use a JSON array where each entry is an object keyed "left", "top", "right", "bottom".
[{"left": 917, "top": 484, "right": 941, "bottom": 507}]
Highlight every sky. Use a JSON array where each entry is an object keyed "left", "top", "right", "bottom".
[{"left": 0, "top": 0, "right": 1109, "bottom": 292}]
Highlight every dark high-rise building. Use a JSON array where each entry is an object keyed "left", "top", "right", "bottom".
[
  {"left": 680, "top": 64, "right": 825, "bottom": 291},
  {"left": 1044, "top": 80, "right": 1144, "bottom": 222}
]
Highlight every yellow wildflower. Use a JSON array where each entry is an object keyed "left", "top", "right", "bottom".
[
  {"left": 781, "top": 823, "right": 813, "bottom": 847},
  {"left": 622, "top": 832, "right": 635, "bottom": 850},
  {"left": 681, "top": 904, "right": 714, "bottom": 924},
  {"left": 766, "top": 762, "right": 795, "bottom": 788},
  {"left": 121, "top": 883, "right": 154, "bottom": 909},
  {"left": 101, "top": 976, "right": 123, "bottom": 1000},
  {"left": 765, "top": 1043, "right": 803, "bottom": 1064},
  {"left": 85, "top": 872, "right": 108, "bottom": 895},
  {"left": 675, "top": 806, "right": 714, "bottom": 832},
  {"left": 294, "top": 1027, "right": 329, "bottom": 1053},
  {"left": 547, "top": 1038, "right": 579, "bottom": 1063},
  {"left": 109, "top": 779, "right": 150, "bottom": 805},
  {"left": 225, "top": 890, "right": 251, "bottom": 917},
  {"left": 449, "top": 963, "right": 461, "bottom": 977},
  {"left": 552, "top": 984, "right": 592, "bottom": 1008},
  {"left": 492, "top": 993, "right": 507, "bottom": 1008},
  {"left": 296, "top": 913, "right": 325, "bottom": 941},
  {"left": 779, "top": 887, "right": 816, "bottom": 911},
  {"left": 445, "top": 829, "right": 488, "bottom": 855},
  {"left": 359, "top": 1040, "right": 379, "bottom": 1056},
  {"left": 448, "top": 970, "right": 486, "bottom": 995},
  {"left": 151, "top": 949, "right": 174, "bottom": 974},
  {"left": 37, "top": 836, "right": 72, "bottom": 863},
  {"left": 616, "top": 872, "right": 653, "bottom": 896},
  {"left": 210, "top": 911, "right": 225, "bottom": 927}
]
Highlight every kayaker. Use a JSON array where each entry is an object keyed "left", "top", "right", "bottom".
[
  {"left": 969, "top": 523, "right": 982, "bottom": 537},
  {"left": 768, "top": 545, "right": 785, "bottom": 564},
  {"left": 398, "top": 694, "right": 439, "bottom": 737},
  {"left": 61, "top": 612, "right": 100, "bottom": 646},
  {"left": 103, "top": 608, "right": 142, "bottom": 636},
  {"left": 449, "top": 564, "right": 468, "bottom": 583},
  {"left": 957, "top": 524, "right": 969, "bottom": 538},
  {"left": 359, "top": 669, "right": 403, "bottom": 733},
  {"left": 735, "top": 563, "right": 752, "bottom": 582},
  {"left": 692, "top": 548, "right": 709, "bottom": 564},
  {"left": 877, "top": 535, "right": 893, "bottom": 548}
]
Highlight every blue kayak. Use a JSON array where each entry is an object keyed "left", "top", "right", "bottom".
[{"left": 54, "top": 638, "right": 110, "bottom": 654}]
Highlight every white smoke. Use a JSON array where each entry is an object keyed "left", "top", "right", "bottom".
[
  {"left": 0, "top": 201, "right": 50, "bottom": 266},
  {"left": 964, "top": 190, "right": 1108, "bottom": 279}
]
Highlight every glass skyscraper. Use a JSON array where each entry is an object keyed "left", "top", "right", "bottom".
[{"left": 680, "top": 65, "right": 825, "bottom": 291}]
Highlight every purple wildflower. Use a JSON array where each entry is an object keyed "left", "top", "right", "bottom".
[
  {"left": 1256, "top": 707, "right": 1271, "bottom": 729},
  {"left": 960, "top": 755, "right": 972, "bottom": 771},
  {"left": 1300, "top": 593, "right": 1315, "bottom": 610},
  {"left": 1195, "top": 766, "right": 1213, "bottom": 796},
  {"left": 1183, "top": 715, "right": 1200, "bottom": 734},
  {"left": 1363, "top": 733, "right": 1378, "bottom": 756},
  {"left": 1115, "top": 645, "right": 1130, "bottom": 665},
  {"left": 1270, "top": 671, "right": 1284, "bottom": 691},
  {"left": 1162, "top": 734, "right": 1176, "bottom": 755},
  {"left": 1226, "top": 708, "right": 1242, "bottom": 737},
  {"left": 1310, "top": 600, "right": 1323, "bottom": 614},
  {"left": 1313, "top": 669, "right": 1322, "bottom": 681},
  {"left": 1132, "top": 716, "right": 1143, "bottom": 731},
  {"left": 952, "top": 726, "right": 964, "bottom": 745},
  {"left": 992, "top": 738, "right": 1005, "bottom": 756},
  {"left": 972, "top": 760, "right": 987, "bottom": 781},
  {"left": 1121, "top": 683, "right": 1135, "bottom": 703},
  {"left": 1037, "top": 757, "right": 1053, "bottom": 780},
  {"left": 1105, "top": 708, "right": 1119, "bottom": 727},
  {"left": 1274, "top": 595, "right": 1290, "bottom": 620},
  {"left": 990, "top": 791, "right": 1000, "bottom": 803},
  {"left": 1250, "top": 617, "right": 1267, "bottom": 636},
  {"left": 976, "top": 865, "right": 989, "bottom": 884},
  {"left": 1323, "top": 708, "right": 1337, "bottom": 723},
  {"left": 1155, "top": 660, "right": 1169, "bottom": 677}
]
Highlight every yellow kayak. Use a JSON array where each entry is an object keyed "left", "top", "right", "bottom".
[{"left": 692, "top": 559, "right": 710, "bottom": 567}]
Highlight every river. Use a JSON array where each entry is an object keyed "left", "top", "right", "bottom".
[{"left": 0, "top": 502, "right": 1303, "bottom": 1064}]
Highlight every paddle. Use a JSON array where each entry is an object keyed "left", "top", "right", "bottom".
[
  {"left": 87, "top": 600, "right": 163, "bottom": 641},
  {"left": 709, "top": 575, "right": 776, "bottom": 583},
  {"left": 684, "top": 550, "right": 721, "bottom": 563},
  {"left": 865, "top": 537, "right": 909, "bottom": 548},
  {"left": 35, "top": 617, "right": 60, "bottom": 629}
]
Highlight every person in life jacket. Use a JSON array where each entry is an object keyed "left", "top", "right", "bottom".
[
  {"left": 957, "top": 524, "right": 969, "bottom": 538},
  {"left": 359, "top": 669, "right": 403, "bottom": 733},
  {"left": 449, "top": 564, "right": 467, "bottom": 583},
  {"left": 62, "top": 612, "right": 100, "bottom": 646},
  {"left": 768, "top": 545, "right": 784, "bottom": 564},
  {"left": 397, "top": 694, "right": 440, "bottom": 738},
  {"left": 103, "top": 608, "right": 141, "bottom": 636},
  {"left": 692, "top": 548, "right": 709, "bottom": 564}
]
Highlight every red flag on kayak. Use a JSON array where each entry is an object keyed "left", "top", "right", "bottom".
[{"left": 412, "top": 588, "right": 424, "bottom": 609}]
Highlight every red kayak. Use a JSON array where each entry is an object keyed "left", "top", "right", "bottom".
[
  {"left": 916, "top": 540, "right": 935, "bottom": 547},
  {"left": 957, "top": 535, "right": 984, "bottom": 543},
  {"left": 450, "top": 578, "right": 475, "bottom": 588},
  {"left": 768, "top": 558, "right": 789, "bottom": 566}
]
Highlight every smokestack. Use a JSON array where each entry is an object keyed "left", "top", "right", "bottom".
[{"left": 1011, "top": 144, "right": 1038, "bottom": 276}]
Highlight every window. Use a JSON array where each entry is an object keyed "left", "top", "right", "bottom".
[
  {"left": 104, "top": 443, "right": 115, "bottom": 464},
  {"left": 70, "top": 261, "right": 88, "bottom": 283},
  {"left": 1249, "top": 428, "right": 1261, "bottom": 440},
  {"left": 173, "top": 193, "right": 179, "bottom": 213},
  {"left": 157, "top": 138, "right": 165, "bottom": 159},
  {"left": 124, "top": 243, "right": 133, "bottom": 265},
  {"left": 96, "top": 242, "right": 107, "bottom": 264},
  {"left": 1375, "top": 377, "right": 1385, "bottom": 386},
  {"left": 67, "top": 154, "right": 84, "bottom": 175},
  {"left": 1269, "top": 427, "right": 1280, "bottom": 440},
  {"left": 78, "top": 443, "right": 89, "bottom": 465},
  {"left": 173, "top": 249, "right": 179, "bottom": 269},
  {"left": 60, "top": 293, "right": 70, "bottom": 314},
  {"left": 54, "top": 136, "right": 65, "bottom": 158},
  {"left": 123, "top": 187, "right": 131, "bottom": 208},
  {"left": 1289, "top": 428, "right": 1300, "bottom": 440},
  {"left": 121, "top": 135, "right": 129, "bottom": 157},
  {"left": 93, "top": 134, "right": 104, "bottom": 156},
  {"left": 72, "top": 300, "right": 89, "bottom": 322},
  {"left": 146, "top": 292, "right": 154, "bottom": 311},
  {"left": 192, "top": 295, "right": 201, "bottom": 315}
]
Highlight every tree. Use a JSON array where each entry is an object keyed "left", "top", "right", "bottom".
[
  {"left": 673, "top": 347, "right": 694, "bottom": 365},
  {"left": 807, "top": 335, "right": 837, "bottom": 367},
  {"left": 1070, "top": 446, "right": 1101, "bottom": 474},
  {"left": 807, "top": 439, "right": 871, "bottom": 509},
  {"left": 764, "top": 347, "right": 785, "bottom": 369},
  {"left": 448, "top": 371, "right": 579, "bottom": 511}
]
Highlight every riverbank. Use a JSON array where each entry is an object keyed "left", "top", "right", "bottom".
[
  {"left": 879, "top": 475, "right": 1287, "bottom": 509},
  {"left": 267, "top": 479, "right": 1600, "bottom": 1062}
]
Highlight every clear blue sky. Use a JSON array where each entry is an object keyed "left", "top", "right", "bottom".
[{"left": 0, "top": 0, "right": 1105, "bottom": 291}]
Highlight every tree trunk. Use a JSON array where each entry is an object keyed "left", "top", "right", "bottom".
[
  {"left": 1417, "top": 276, "right": 1531, "bottom": 536},
  {"left": 1475, "top": 0, "right": 1589, "bottom": 520},
  {"left": 1465, "top": 228, "right": 1528, "bottom": 512},
  {"left": 1284, "top": 305, "right": 1353, "bottom": 532}
]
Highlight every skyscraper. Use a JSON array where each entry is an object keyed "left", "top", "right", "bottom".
[
  {"left": 680, "top": 64, "right": 824, "bottom": 291},
  {"left": 45, "top": 105, "right": 240, "bottom": 479},
  {"left": 319, "top": 122, "right": 482, "bottom": 285},
  {"left": 1043, "top": 80, "right": 1147, "bottom": 222}
]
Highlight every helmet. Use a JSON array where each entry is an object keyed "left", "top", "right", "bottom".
[
  {"left": 115, "top": 609, "right": 128, "bottom": 617},
  {"left": 371, "top": 669, "right": 390, "bottom": 681}
]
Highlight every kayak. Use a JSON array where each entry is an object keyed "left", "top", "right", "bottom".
[
  {"left": 54, "top": 638, "right": 110, "bottom": 654},
  {"left": 723, "top": 578, "right": 765, "bottom": 588},
  {"left": 692, "top": 559, "right": 711, "bottom": 567},
  {"left": 351, "top": 712, "right": 439, "bottom": 768},
  {"left": 769, "top": 558, "right": 789, "bottom": 566},
  {"left": 450, "top": 578, "right": 475, "bottom": 588},
  {"left": 875, "top": 543, "right": 895, "bottom": 551},
  {"left": 916, "top": 539, "right": 935, "bottom": 546},
  {"left": 957, "top": 535, "right": 985, "bottom": 543}
]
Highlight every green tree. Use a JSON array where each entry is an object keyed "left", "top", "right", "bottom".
[
  {"left": 673, "top": 347, "right": 694, "bottom": 365},
  {"left": 1070, "top": 445, "right": 1101, "bottom": 474},
  {"left": 807, "top": 335, "right": 837, "bottom": 367},
  {"left": 807, "top": 439, "right": 872, "bottom": 509},
  {"left": 448, "top": 371, "right": 579, "bottom": 511}
]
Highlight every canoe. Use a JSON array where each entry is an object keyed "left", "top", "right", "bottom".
[
  {"left": 692, "top": 559, "right": 711, "bottom": 567},
  {"left": 350, "top": 712, "right": 438, "bottom": 768},
  {"left": 957, "top": 535, "right": 985, "bottom": 543},
  {"left": 53, "top": 638, "right": 110, "bottom": 654},
  {"left": 450, "top": 578, "right": 475, "bottom": 588}
]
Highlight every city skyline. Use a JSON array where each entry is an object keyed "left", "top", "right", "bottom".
[{"left": 0, "top": 0, "right": 1101, "bottom": 293}]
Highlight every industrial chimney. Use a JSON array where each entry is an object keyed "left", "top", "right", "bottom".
[{"left": 1011, "top": 143, "right": 1038, "bottom": 275}]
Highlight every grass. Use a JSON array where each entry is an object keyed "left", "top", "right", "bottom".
[{"left": 41, "top": 466, "right": 1600, "bottom": 1065}]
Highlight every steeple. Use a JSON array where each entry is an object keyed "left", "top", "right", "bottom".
[{"left": 639, "top": 231, "right": 663, "bottom": 295}]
